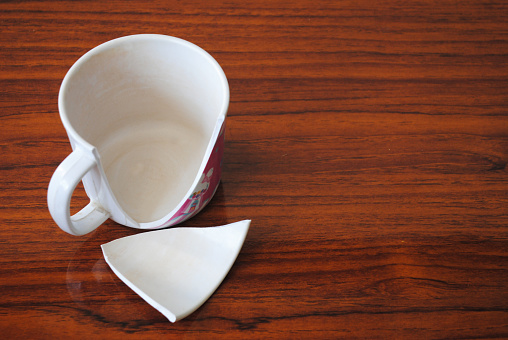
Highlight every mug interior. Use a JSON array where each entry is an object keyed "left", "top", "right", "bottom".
[{"left": 60, "top": 35, "right": 227, "bottom": 223}]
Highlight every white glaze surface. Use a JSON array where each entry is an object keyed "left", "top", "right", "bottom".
[
  {"left": 101, "top": 220, "right": 251, "bottom": 322},
  {"left": 100, "top": 119, "right": 207, "bottom": 223}
]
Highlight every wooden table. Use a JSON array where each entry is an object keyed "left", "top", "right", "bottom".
[{"left": 1, "top": 1, "right": 507, "bottom": 338}]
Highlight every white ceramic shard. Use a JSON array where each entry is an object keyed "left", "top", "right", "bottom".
[{"left": 101, "top": 220, "right": 250, "bottom": 322}]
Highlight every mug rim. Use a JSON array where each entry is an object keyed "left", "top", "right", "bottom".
[{"left": 58, "top": 34, "right": 230, "bottom": 152}]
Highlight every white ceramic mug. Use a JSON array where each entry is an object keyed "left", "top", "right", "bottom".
[{"left": 48, "top": 35, "right": 229, "bottom": 236}]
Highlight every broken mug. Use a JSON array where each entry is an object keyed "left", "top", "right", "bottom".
[{"left": 48, "top": 34, "right": 229, "bottom": 236}]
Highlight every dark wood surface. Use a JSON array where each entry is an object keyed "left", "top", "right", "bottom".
[{"left": 1, "top": 1, "right": 507, "bottom": 338}]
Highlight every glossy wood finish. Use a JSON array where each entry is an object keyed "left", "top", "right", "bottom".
[{"left": 1, "top": 1, "right": 507, "bottom": 338}]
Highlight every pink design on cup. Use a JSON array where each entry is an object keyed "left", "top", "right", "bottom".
[{"left": 165, "top": 122, "right": 225, "bottom": 226}]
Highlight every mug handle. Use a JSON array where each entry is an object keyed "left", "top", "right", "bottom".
[{"left": 48, "top": 147, "right": 110, "bottom": 236}]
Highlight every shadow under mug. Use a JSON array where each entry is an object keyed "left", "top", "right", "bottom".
[{"left": 48, "top": 34, "right": 229, "bottom": 236}]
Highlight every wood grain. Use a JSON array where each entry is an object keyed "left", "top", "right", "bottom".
[{"left": 1, "top": 0, "right": 507, "bottom": 338}]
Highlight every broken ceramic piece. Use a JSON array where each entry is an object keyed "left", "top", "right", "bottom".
[{"left": 101, "top": 220, "right": 250, "bottom": 322}]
